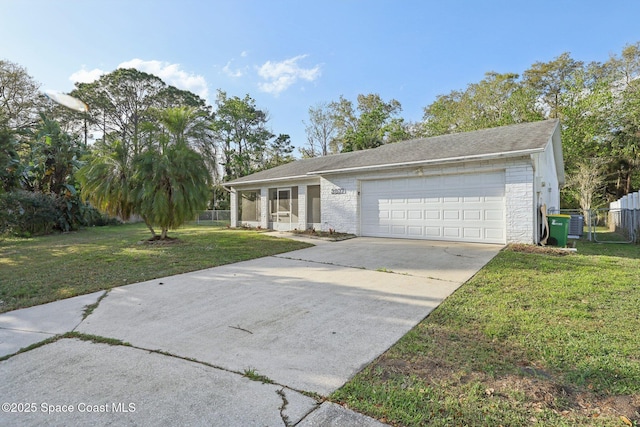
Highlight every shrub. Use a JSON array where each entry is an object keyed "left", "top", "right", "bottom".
[
  {"left": 80, "top": 204, "right": 122, "bottom": 227},
  {"left": 0, "top": 190, "right": 119, "bottom": 236},
  {"left": 0, "top": 190, "right": 59, "bottom": 236}
]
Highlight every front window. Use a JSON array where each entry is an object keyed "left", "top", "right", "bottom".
[
  {"left": 307, "top": 185, "right": 321, "bottom": 223},
  {"left": 238, "top": 190, "right": 260, "bottom": 222}
]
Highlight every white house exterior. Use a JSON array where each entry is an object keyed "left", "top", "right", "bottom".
[{"left": 225, "top": 120, "right": 564, "bottom": 245}]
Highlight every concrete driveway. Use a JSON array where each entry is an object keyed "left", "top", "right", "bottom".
[{"left": 0, "top": 236, "right": 501, "bottom": 426}]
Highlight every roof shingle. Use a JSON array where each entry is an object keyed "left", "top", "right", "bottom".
[{"left": 226, "top": 119, "right": 559, "bottom": 185}]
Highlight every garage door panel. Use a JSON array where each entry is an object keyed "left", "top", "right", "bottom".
[
  {"left": 425, "top": 210, "right": 440, "bottom": 220},
  {"left": 485, "top": 195, "right": 503, "bottom": 201},
  {"left": 407, "top": 210, "right": 422, "bottom": 220},
  {"left": 425, "top": 227, "right": 441, "bottom": 237},
  {"left": 463, "top": 228, "right": 482, "bottom": 238},
  {"left": 464, "top": 196, "right": 482, "bottom": 203},
  {"left": 407, "top": 226, "right": 423, "bottom": 236},
  {"left": 485, "top": 209, "right": 504, "bottom": 221},
  {"left": 391, "top": 225, "right": 406, "bottom": 235},
  {"left": 485, "top": 229, "right": 505, "bottom": 240},
  {"left": 443, "top": 210, "right": 460, "bottom": 220},
  {"left": 378, "top": 210, "right": 390, "bottom": 220},
  {"left": 391, "top": 210, "right": 406, "bottom": 220},
  {"left": 463, "top": 210, "right": 482, "bottom": 220},
  {"left": 361, "top": 172, "right": 506, "bottom": 244},
  {"left": 368, "top": 224, "right": 390, "bottom": 234},
  {"left": 443, "top": 228, "right": 460, "bottom": 238}
]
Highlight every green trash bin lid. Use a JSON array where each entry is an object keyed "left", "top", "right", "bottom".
[{"left": 547, "top": 214, "right": 571, "bottom": 218}]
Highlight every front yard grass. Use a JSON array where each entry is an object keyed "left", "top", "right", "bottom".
[
  {"left": 332, "top": 241, "right": 640, "bottom": 426},
  {"left": 0, "top": 223, "right": 312, "bottom": 313}
]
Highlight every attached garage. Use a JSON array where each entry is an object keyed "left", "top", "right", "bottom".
[
  {"left": 226, "top": 120, "right": 564, "bottom": 245},
  {"left": 360, "top": 171, "right": 506, "bottom": 244}
]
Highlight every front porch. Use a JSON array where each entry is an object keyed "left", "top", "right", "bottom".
[{"left": 230, "top": 182, "right": 321, "bottom": 231}]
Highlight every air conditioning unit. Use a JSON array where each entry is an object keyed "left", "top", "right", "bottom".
[{"left": 568, "top": 215, "right": 584, "bottom": 238}]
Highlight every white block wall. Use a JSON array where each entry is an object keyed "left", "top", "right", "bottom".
[
  {"left": 320, "top": 176, "right": 359, "bottom": 233},
  {"left": 505, "top": 164, "right": 535, "bottom": 244},
  {"left": 230, "top": 189, "right": 238, "bottom": 227}
]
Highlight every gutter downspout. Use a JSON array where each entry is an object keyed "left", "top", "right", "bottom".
[{"left": 532, "top": 153, "right": 541, "bottom": 245}]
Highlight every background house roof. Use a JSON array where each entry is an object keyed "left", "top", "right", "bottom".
[{"left": 226, "top": 119, "right": 560, "bottom": 186}]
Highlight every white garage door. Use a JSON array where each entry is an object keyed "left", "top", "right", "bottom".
[{"left": 360, "top": 172, "right": 506, "bottom": 244}]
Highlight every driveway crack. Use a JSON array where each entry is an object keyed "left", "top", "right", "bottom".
[
  {"left": 273, "top": 255, "right": 460, "bottom": 283},
  {"left": 273, "top": 255, "right": 367, "bottom": 271},
  {"left": 229, "top": 325, "right": 253, "bottom": 334},
  {"left": 55, "top": 333, "right": 321, "bottom": 397},
  {"left": 277, "top": 388, "right": 291, "bottom": 426},
  {"left": 80, "top": 290, "right": 109, "bottom": 322}
]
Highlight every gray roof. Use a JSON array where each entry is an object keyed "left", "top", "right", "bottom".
[{"left": 226, "top": 119, "right": 560, "bottom": 186}]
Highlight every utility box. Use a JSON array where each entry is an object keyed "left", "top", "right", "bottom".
[{"left": 547, "top": 214, "right": 571, "bottom": 247}]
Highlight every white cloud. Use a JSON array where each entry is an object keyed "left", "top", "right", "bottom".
[
  {"left": 69, "top": 59, "right": 210, "bottom": 101},
  {"left": 69, "top": 67, "right": 105, "bottom": 83},
  {"left": 118, "top": 59, "right": 209, "bottom": 100},
  {"left": 222, "top": 60, "right": 245, "bottom": 78},
  {"left": 257, "top": 55, "right": 321, "bottom": 96},
  {"left": 221, "top": 52, "right": 250, "bottom": 78}
]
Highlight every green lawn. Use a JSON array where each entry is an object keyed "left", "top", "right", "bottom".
[
  {"left": 332, "top": 241, "right": 640, "bottom": 426},
  {"left": 0, "top": 223, "right": 312, "bottom": 313}
]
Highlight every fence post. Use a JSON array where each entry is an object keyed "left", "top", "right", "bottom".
[{"left": 633, "top": 192, "right": 639, "bottom": 243}]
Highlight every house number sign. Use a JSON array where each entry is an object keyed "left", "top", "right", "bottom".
[{"left": 331, "top": 188, "right": 347, "bottom": 195}]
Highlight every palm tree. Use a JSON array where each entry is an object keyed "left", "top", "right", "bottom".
[
  {"left": 132, "top": 107, "right": 212, "bottom": 240},
  {"left": 76, "top": 139, "right": 136, "bottom": 222},
  {"left": 77, "top": 106, "right": 212, "bottom": 240},
  {"left": 154, "top": 106, "right": 218, "bottom": 179}
]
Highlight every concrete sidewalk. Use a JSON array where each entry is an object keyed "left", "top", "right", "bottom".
[
  {"left": 0, "top": 291, "right": 105, "bottom": 357},
  {"left": 0, "top": 237, "right": 501, "bottom": 426}
]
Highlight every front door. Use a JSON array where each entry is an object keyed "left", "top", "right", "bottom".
[
  {"left": 277, "top": 188, "right": 291, "bottom": 222},
  {"left": 271, "top": 188, "right": 292, "bottom": 230}
]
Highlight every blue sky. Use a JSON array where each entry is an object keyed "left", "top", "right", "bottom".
[{"left": 2, "top": 0, "right": 640, "bottom": 153}]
